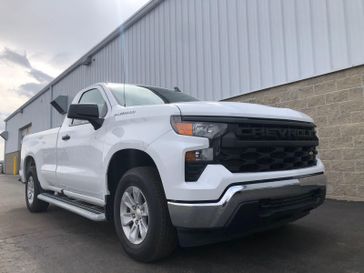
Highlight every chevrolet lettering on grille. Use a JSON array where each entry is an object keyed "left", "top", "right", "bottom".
[{"left": 237, "top": 127, "right": 315, "bottom": 139}]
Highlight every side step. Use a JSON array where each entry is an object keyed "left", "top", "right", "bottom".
[{"left": 38, "top": 193, "right": 106, "bottom": 222}]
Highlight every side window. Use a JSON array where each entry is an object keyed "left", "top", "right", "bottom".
[{"left": 72, "top": 89, "right": 107, "bottom": 125}]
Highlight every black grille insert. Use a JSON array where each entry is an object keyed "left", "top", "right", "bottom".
[
  {"left": 215, "top": 118, "right": 318, "bottom": 173},
  {"left": 259, "top": 189, "right": 325, "bottom": 213}
]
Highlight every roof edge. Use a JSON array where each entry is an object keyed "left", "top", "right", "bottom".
[{"left": 4, "top": 0, "right": 164, "bottom": 122}]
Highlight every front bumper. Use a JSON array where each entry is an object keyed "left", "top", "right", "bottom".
[{"left": 168, "top": 173, "right": 326, "bottom": 229}]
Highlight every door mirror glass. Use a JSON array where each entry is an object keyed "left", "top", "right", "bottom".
[{"left": 67, "top": 104, "right": 104, "bottom": 130}]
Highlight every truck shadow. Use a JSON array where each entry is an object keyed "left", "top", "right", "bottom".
[{"left": 5, "top": 204, "right": 338, "bottom": 273}]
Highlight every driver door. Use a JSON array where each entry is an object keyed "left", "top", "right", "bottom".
[{"left": 56, "top": 87, "right": 109, "bottom": 202}]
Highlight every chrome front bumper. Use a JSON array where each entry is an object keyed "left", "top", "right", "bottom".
[{"left": 168, "top": 173, "right": 326, "bottom": 229}]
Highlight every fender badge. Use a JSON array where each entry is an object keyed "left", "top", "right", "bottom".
[{"left": 114, "top": 110, "right": 136, "bottom": 117}]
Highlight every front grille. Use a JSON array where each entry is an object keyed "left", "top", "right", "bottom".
[{"left": 215, "top": 118, "right": 319, "bottom": 173}]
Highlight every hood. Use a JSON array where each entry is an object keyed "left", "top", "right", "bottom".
[{"left": 174, "top": 101, "right": 313, "bottom": 123}]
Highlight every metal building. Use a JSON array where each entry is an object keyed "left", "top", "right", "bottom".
[{"left": 2, "top": 0, "right": 364, "bottom": 200}]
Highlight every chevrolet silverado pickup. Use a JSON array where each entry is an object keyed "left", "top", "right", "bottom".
[{"left": 20, "top": 83, "right": 326, "bottom": 262}]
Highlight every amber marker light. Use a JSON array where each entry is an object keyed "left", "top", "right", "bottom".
[
  {"left": 170, "top": 115, "right": 228, "bottom": 139},
  {"left": 175, "top": 122, "right": 193, "bottom": 136},
  {"left": 185, "top": 151, "right": 198, "bottom": 162}
]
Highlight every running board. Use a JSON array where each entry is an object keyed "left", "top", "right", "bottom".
[{"left": 38, "top": 193, "right": 106, "bottom": 221}]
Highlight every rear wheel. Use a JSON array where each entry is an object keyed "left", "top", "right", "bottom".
[
  {"left": 25, "top": 167, "right": 49, "bottom": 212},
  {"left": 113, "top": 167, "right": 177, "bottom": 262}
]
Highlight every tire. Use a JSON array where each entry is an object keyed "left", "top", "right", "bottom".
[
  {"left": 113, "top": 167, "right": 177, "bottom": 262},
  {"left": 25, "top": 166, "right": 49, "bottom": 213}
]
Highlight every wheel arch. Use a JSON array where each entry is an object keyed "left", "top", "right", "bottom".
[
  {"left": 105, "top": 148, "right": 162, "bottom": 220},
  {"left": 24, "top": 155, "right": 36, "bottom": 179}
]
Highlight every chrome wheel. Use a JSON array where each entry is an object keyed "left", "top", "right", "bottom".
[
  {"left": 27, "top": 176, "right": 35, "bottom": 205},
  {"left": 120, "top": 186, "right": 149, "bottom": 245}
]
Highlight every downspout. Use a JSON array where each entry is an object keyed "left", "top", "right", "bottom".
[{"left": 50, "top": 85, "right": 53, "bottom": 129}]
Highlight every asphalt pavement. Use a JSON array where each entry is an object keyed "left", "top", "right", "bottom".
[{"left": 0, "top": 174, "right": 363, "bottom": 273}]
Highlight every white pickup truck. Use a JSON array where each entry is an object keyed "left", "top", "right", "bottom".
[{"left": 20, "top": 83, "right": 326, "bottom": 262}]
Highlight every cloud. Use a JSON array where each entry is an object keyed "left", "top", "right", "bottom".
[
  {"left": 0, "top": 47, "right": 31, "bottom": 68},
  {"left": 0, "top": 0, "right": 149, "bottom": 71},
  {"left": 18, "top": 82, "right": 47, "bottom": 97},
  {"left": 29, "top": 68, "right": 53, "bottom": 83},
  {"left": 0, "top": 47, "right": 53, "bottom": 83},
  {"left": 0, "top": 47, "right": 53, "bottom": 96}
]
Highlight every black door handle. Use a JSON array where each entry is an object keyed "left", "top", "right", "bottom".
[{"left": 62, "top": 135, "right": 71, "bottom": 141}]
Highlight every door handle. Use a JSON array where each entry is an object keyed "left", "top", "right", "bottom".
[{"left": 62, "top": 135, "right": 71, "bottom": 141}]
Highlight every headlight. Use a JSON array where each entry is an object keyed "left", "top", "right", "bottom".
[{"left": 170, "top": 116, "right": 227, "bottom": 139}]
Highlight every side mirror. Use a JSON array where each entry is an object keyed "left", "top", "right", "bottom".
[{"left": 67, "top": 104, "right": 104, "bottom": 130}]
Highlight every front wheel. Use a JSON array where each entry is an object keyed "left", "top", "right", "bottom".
[{"left": 113, "top": 167, "right": 177, "bottom": 262}]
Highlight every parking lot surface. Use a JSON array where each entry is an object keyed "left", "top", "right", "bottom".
[{"left": 0, "top": 175, "right": 363, "bottom": 273}]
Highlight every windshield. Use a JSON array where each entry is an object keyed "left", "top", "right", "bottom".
[{"left": 107, "top": 83, "right": 199, "bottom": 107}]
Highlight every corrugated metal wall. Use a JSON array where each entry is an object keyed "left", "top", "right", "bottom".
[
  {"left": 120, "top": 0, "right": 364, "bottom": 99},
  {"left": 6, "top": 0, "right": 364, "bottom": 153},
  {"left": 5, "top": 90, "right": 51, "bottom": 153}
]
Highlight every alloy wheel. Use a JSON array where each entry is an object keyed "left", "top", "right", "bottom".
[{"left": 120, "top": 186, "right": 149, "bottom": 245}]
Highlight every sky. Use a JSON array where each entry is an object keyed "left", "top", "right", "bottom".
[{"left": 0, "top": 0, "right": 149, "bottom": 160}]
